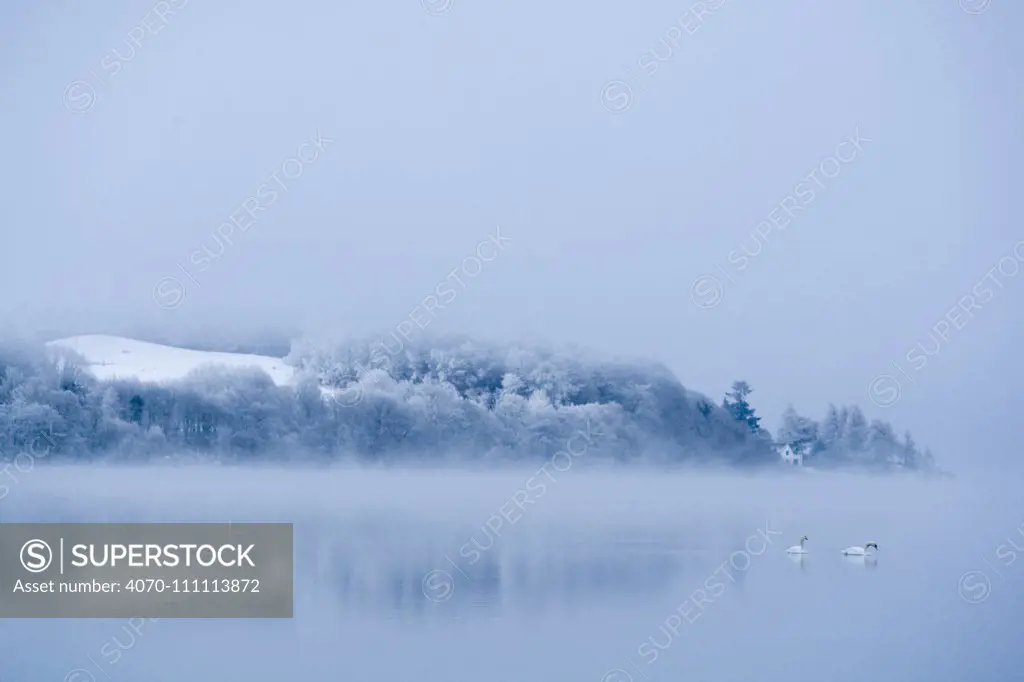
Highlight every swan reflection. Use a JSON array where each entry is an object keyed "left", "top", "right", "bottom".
[
  {"left": 842, "top": 555, "right": 878, "bottom": 569},
  {"left": 787, "top": 553, "right": 807, "bottom": 571}
]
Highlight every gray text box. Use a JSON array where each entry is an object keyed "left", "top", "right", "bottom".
[{"left": 0, "top": 523, "right": 292, "bottom": 617}]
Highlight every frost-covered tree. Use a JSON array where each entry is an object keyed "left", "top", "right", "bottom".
[
  {"left": 866, "top": 419, "right": 898, "bottom": 466},
  {"left": 818, "top": 404, "right": 842, "bottom": 450},
  {"left": 842, "top": 406, "right": 868, "bottom": 455},
  {"left": 723, "top": 380, "right": 761, "bottom": 433},
  {"left": 901, "top": 431, "right": 918, "bottom": 469},
  {"left": 777, "top": 406, "right": 818, "bottom": 454}
]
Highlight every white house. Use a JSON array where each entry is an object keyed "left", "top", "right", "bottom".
[{"left": 777, "top": 443, "right": 803, "bottom": 466}]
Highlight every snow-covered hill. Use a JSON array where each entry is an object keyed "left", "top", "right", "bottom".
[
  {"left": 45, "top": 335, "right": 298, "bottom": 387},
  {"left": 7, "top": 333, "right": 929, "bottom": 469}
]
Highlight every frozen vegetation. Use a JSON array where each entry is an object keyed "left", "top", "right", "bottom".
[{"left": 0, "top": 333, "right": 934, "bottom": 469}]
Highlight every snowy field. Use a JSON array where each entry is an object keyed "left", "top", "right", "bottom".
[{"left": 46, "top": 335, "right": 298, "bottom": 386}]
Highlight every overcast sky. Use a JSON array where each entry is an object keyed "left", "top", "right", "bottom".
[{"left": 1, "top": 0, "right": 1020, "bottom": 469}]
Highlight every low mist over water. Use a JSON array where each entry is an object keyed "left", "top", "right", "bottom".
[
  {"left": 1, "top": 466, "right": 1021, "bottom": 681},
  {"left": 4, "top": 0, "right": 1020, "bottom": 677}
]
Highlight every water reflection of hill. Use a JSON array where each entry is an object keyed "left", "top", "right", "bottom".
[
  {"left": 3, "top": 480, "right": 766, "bottom": 620},
  {"left": 295, "top": 524, "right": 748, "bottom": 619}
]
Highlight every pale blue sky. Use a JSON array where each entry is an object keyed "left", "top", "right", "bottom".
[{"left": 1, "top": 0, "right": 1020, "bottom": 469}]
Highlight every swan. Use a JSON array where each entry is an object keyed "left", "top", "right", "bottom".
[
  {"left": 841, "top": 542, "right": 878, "bottom": 556},
  {"left": 786, "top": 535, "right": 809, "bottom": 554}
]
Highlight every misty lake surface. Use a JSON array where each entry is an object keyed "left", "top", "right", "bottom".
[{"left": 1, "top": 465, "right": 1022, "bottom": 682}]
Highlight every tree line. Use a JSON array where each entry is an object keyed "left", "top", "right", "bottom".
[
  {"left": 0, "top": 336, "right": 934, "bottom": 469},
  {"left": 721, "top": 379, "right": 933, "bottom": 469}
]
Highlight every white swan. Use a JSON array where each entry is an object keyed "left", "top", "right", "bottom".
[
  {"left": 786, "top": 535, "right": 809, "bottom": 554},
  {"left": 841, "top": 542, "right": 878, "bottom": 556}
]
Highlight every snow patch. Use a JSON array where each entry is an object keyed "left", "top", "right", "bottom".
[{"left": 46, "top": 335, "right": 298, "bottom": 387}]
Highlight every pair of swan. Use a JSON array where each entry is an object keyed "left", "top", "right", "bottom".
[{"left": 785, "top": 536, "right": 879, "bottom": 556}]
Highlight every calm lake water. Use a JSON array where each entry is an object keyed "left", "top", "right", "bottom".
[{"left": 1, "top": 465, "right": 1021, "bottom": 682}]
